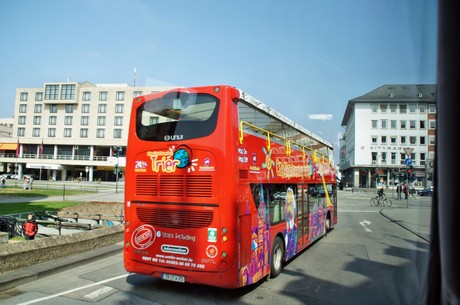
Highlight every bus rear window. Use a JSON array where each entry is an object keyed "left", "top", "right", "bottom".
[{"left": 136, "top": 92, "right": 219, "bottom": 141}]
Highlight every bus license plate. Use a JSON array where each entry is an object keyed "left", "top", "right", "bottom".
[{"left": 162, "top": 273, "right": 185, "bottom": 283}]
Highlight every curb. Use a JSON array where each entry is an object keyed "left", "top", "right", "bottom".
[{"left": 379, "top": 208, "right": 431, "bottom": 243}]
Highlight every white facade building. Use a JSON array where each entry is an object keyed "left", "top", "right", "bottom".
[
  {"left": 339, "top": 84, "right": 436, "bottom": 189},
  {"left": 0, "top": 81, "right": 175, "bottom": 181}
]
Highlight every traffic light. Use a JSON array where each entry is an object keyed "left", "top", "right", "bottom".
[
  {"left": 113, "top": 146, "right": 122, "bottom": 157},
  {"left": 407, "top": 166, "right": 415, "bottom": 182}
]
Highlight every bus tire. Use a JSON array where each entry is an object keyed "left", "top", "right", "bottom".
[{"left": 270, "top": 236, "right": 284, "bottom": 278}]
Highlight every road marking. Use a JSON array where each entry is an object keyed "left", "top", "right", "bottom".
[
  {"left": 340, "top": 210, "right": 379, "bottom": 213},
  {"left": 84, "top": 286, "right": 115, "bottom": 300},
  {"left": 17, "top": 273, "right": 129, "bottom": 305},
  {"left": 359, "top": 220, "right": 372, "bottom": 232}
]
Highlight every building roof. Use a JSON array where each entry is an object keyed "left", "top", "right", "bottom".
[{"left": 341, "top": 84, "right": 437, "bottom": 126}]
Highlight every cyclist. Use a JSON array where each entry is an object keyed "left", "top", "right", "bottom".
[{"left": 377, "top": 187, "right": 384, "bottom": 198}]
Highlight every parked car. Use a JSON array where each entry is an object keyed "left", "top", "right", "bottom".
[
  {"left": 0, "top": 173, "right": 12, "bottom": 179},
  {"left": 417, "top": 187, "right": 433, "bottom": 196}
]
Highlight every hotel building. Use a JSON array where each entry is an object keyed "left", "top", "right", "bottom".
[{"left": 0, "top": 81, "right": 175, "bottom": 182}]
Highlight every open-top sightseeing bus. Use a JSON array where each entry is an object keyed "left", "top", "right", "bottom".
[{"left": 123, "top": 85, "right": 337, "bottom": 288}]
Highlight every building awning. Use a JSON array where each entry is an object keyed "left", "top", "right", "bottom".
[
  {"left": 0, "top": 143, "right": 17, "bottom": 150},
  {"left": 26, "top": 163, "right": 63, "bottom": 170}
]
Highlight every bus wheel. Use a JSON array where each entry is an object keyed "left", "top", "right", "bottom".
[{"left": 270, "top": 236, "right": 284, "bottom": 278}]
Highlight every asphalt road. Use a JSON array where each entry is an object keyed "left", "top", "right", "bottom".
[{"left": 0, "top": 190, "right": 432, "bottom": 305}]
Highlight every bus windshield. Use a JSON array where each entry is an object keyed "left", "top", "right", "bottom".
[{"left": 136, "top": 91, "right": 219, "bottom": 141}]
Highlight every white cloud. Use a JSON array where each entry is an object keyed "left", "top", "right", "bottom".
[{"left": 308, "top": 114, "right": 333, "bottom": 121}]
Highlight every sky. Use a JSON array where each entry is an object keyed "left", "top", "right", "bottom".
[{"left": 0, "top": 0, "right": 437, "bottom": 153}]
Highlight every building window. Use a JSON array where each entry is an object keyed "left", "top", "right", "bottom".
[
  {"left": 113, "top": 129, "right": 122, "bottom": 138},
  {"left": 17, "top": 127, "right": 25, "bottom": 137},
  {"left": 401, "top": 136, "right": 406, "bottom": 144},
  {"left": 429, "top": 120, "right": 436, "bottom": 129},
  {"left": 381, "top": 119, "right": 387, "bottom": 129},
  {"left": 390, "top": 136, "right": 397, "bottom": 144},
  {"left": 390, "top": 120, "right": 397, "bottom": 129},
  {"left": 115, "top": 104, "right": 124, "bottom": 113},
  {"left": 419, "top": 120, "right": 426, "bottom": 129},
  {"left": 48, "top": 128, "right": 56, "bottom": 137},
  {"left": 18, "top": 116, "right": 26, "bottom": 125},
  {"left": 420, "top": 136, "right": 426, "bottom": 145},
  {"left": 391, "top": 152, "right": 397, "bottom": 165},
  {"left": 80, "top": 128, "right": 88, "bottom": 138},
  {"left": 399, "top": 104, "right": 407, "bottom": 114},
  {"left": 381, "top": 136, "right": 387, "bottom": 144},
  {"left": 419, "top": 104, "right": 426, "bottom": 113},
  {"left": 64, "top": 128, "right": 72, "bottom": 138},
  {"left": 409, "top": 136, "right": 417, "bottom": 145},
  {"left": 400, "top": 120, "right": 406, "bottom": 129},
  {"left": 409, "top": 120, "right": 416, "bottom": 129},
  {"left": 49, "top": 104, "right": 58, "bottom": 113},
  {"left": 133, "top": 91, "right": 142, "bottom": 98},
  {"left": 116, "top": 91, "right": 125, "bottom": 101},
  {"left": 82, "top": 92, "right": 91, "bottom": 101},
  {"left": 400, "top": 153, "right": 406, "bottom": 165},
  {"left": 98, "top": 104, "right": 107, "bottom": 113},
  {"left": 381, "top": 152, "right": 387, "bottom": 164},
  {"left": 380, "top": 104, "right": 388, "bottom": 112},
  {"left": 99, "top": 91, "right": 108, "bottom": 101},
  {"left": 371, "top": 120, "right": 378, "bottom": 128},
  {"left": 61, "top": 84, "right": 76, "bottom": 100},
  {"left": 19, "top": 104, "right": 27, "bottom": 113},
  {"left": 49, "top": 116, "right": 57, "bottom": 125},
  {"left": 114, "top": 116, "right": 123, "bottom": 126},
  {"left": 97, "top": 116, "right": 106, "bottom": 126},
  {"left": 390, "top": 104, "right": 397, "bottom": 113},
  {"left": 35, "top": 92, "right": 43, "bottom": 101},
  {"left": 33, "top": 116, "right": 41, "bottom": 125},
  {"left": 96, "top": 129, "right": 105, "bottom": 138},
  {"left": 20, "top": 92, "right": 28, "bottom": 101},
  {"left": 429, "top": 136, "right": 435, "bottom": 145},
  {"left": 420, "top": 153, "right": 426, "bottom": 165},
  {"left": 34, "top": 104, "right": 42, "bottom": 113},
  {"left": 45, "top": 85, "right": 59, "bottom": 100},
  {"left": 64, "top": 116, "right": 73, "bottom": 125},
  {"left": 408, "top": 104, "right": 417, "bottom": 113},
  {"left": 80, "top": 116, "right": 89, "bottom": 125},
  {"left": 371, "top": 104, "right": 378, "bottom": 113},
  {"left": 81, "top": 104, "right": 90, "bottom": 113},
  {"left": 371, "top": 136, "right": 378, "bottom": 144},
  {"left": 65, "top": 104, "right": 74, "bottom": 113},
  {"left": 429, "top": 104, "right": 436, "bottom": 113},
  {"left": 32, "top": 128, "right": 40, "bottom": 137}
]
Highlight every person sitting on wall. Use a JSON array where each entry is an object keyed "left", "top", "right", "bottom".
[{"left": 22, "top": 214, "right": 38, "bottom": 240}]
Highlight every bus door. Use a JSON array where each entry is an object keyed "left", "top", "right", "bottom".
[
  {"left": 297, "top": 184, "right": 309, "bottom": 249},
  {"left": 308, "top": 183, "right": 326, "bottom": 241}
]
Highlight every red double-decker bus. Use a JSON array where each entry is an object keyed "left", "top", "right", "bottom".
[{"left": 123, "top": 85, "right": 337, "bottom": 288}]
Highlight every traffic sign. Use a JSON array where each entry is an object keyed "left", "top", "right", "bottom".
[
  {"left": 403, "top": 147, "right": 413, "bottom": 157},
  {"left": 404, "top": 158, "right": 412, "bottom": 166}
]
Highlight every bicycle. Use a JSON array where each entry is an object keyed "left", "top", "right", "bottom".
[{"left": 370, "top": 194, "right": 392, "bottom": 207}]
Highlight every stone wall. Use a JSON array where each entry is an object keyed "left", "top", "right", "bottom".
[{"left": 0, "top": 224, "right": 123, "bottom": 273}]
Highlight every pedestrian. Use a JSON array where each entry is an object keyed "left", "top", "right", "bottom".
[
  {"left": 29, "top": 176, "right": 34, "bottom": 190},
  {"left": 1, "top": 176, "right": 5, "bottom": 188},
  {"left": 22, "top": 214, "right": 38, "bottom": 240},
  {"left": 23, "top": 177, "right": 29, "bottom": 190},
  {"left": 403, "top": 184, "right": 408, "bottom": 199}
]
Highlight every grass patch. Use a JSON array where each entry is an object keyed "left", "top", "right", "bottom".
[
  {"left": 0, "top": 201, "right": 82, "bottom": 215},
  {"left": 0, "top": 187, "right": 91, "bottom": 198}
]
